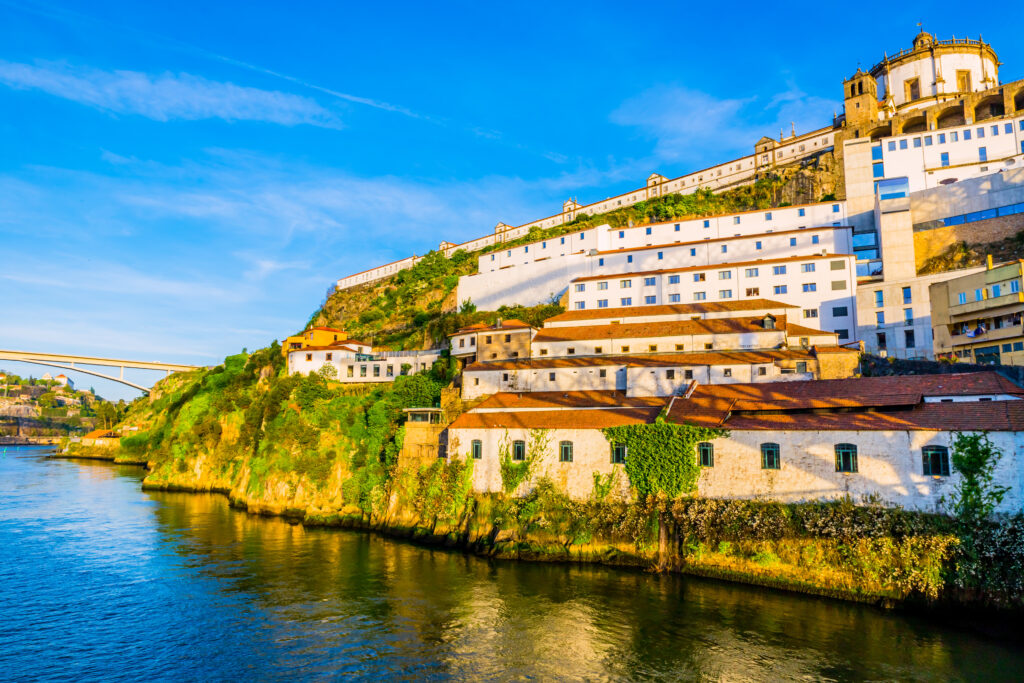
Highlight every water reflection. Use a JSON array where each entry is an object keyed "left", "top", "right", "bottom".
[{"left": 1, "top": 447, "right": 1021, "bottom": 681}]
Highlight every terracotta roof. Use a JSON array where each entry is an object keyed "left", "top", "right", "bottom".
[
  {"left": 543, "top": 300, "right": 797, "bottom": 324},
  {"left": 665, "top": 372, "right": 1024, "bottom": 431},
  {"left": 449, "top": 407, "right": 660, "bottom": 430},
  {"left": 592, "top": 225, "right": 848, "bottom": 256},
  {"left": 473, "top": 391, "right": 668, "bottom": 410},
  {"left": 453, "top": 319, "right": 534, "bottom": 335},
  {"left": 531, "top": 315, "right": 835, "bottom": 343},
  {"left": 572, "top": 253, "right": 854, "bottom": 282},
  {"left": 464, "top": 349, "right": 820, "bottom": 372}
]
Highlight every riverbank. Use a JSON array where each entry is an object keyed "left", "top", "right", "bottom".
[{"left": 54, "top": 442, "right": 1022, "bottom": 615}]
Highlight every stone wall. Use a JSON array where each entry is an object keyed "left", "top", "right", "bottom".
[{"left": 914, "top": 213, "right": 1024, "bottom": 270}]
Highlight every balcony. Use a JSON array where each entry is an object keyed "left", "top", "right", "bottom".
[
  {"left": 949, "top": 292, "right": 1024, "bottom": 318},
  {"left": 950, "top": 324, "right": 1024, "bottom": 348}
]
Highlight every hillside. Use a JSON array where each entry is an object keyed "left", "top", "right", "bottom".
[{"left": 0, "top": 372, "right": 124, "bottom": 439}]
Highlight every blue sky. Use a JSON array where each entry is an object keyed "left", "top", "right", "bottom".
[{"left": 2, "top": 1, "right": 1020, "bottom": 400}]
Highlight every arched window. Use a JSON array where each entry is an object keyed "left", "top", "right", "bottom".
[
  {"left": 611, "top": 443, "right": 627, "bottom": 464},
  {"left": 471, "top": 440, "right": 482, "bottom": 460},
  {"left": 512, "top": 440, "right": 526, "bottom": 461},
  {"left": 835, "top": 443, "right": 858, "bottom": 473},
  {"left": 698, "top": 442, "right": 714, "bottom": 467},
  {"left": 761, "top": 443, "right": 780, "bottom": 470},
  {"left": 559, "top": 441, "right": 574, "bottom": 463},
  {"left": 922, "top": 445, "right": 950, "bottom": 476}
]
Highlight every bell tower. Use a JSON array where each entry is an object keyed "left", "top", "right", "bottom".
[{"left": 842, "top": 68, "right": 879, "bottom": 139}]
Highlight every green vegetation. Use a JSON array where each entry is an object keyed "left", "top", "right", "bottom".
[{"left": 603, "top": 420, "right": 727, "bottom": 498}]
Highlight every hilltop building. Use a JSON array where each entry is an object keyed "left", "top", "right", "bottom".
[
  {"left": 452, "top": 300, "right": 858, "bottom": 399},
  {"left": 330, "top": 30, "right": 1024, "bottom": 362}
]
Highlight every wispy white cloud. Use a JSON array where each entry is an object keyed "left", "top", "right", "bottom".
[
  {"left": 0, "top": 60, "right": 342, "bottom": 128},
  {"left": 610, "top": 83, "right": 839, "bottom": 165}
]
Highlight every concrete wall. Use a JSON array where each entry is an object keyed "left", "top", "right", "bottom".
[{"left": 448, "top": 425, "right": 1024, "bottom": 513}]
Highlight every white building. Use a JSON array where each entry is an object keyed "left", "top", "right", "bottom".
[
  {"left": 287, "top": 343, "right": 441, "bottom": 383},
  {"left": 447, "top": 372, "right": 1024, "bottom": 512}
]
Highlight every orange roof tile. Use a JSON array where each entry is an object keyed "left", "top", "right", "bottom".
[
  {"left": 449, "top": 407, "right": 660, "bottom": 430},
  {"left": 531, "top": 315, "right": 835, "bottom": 343},
  {"left": 453, "top": 319, "right": 534, "bottom": 335},
  {"left": 464, "top": 349, "right": 819, "bottom": 372},
  {"left": 543, "top": 300, "right": 797, "bottom": 324},
  {"left": 473, "top": 391, "right": 668, "bottom": 410}
]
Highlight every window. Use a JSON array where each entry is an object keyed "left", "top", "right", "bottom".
[
  {"left": 798, "top": 208, "right": 806, "bottom": 217},
  {"left": 694, "top": 292, "right": 707, "bottom": 301},
  {"left": 674, "top": 224, "right": 680, "bottom": 232},
  {"left": 924, "top": 135, "right": 932, "bottom": 146},
  {"left": 790, "top": 237, "right": 797, "bottom": 246},
  {"left": 347, "top": 366, "right": 354, "bottom": 377},
  {"left": 975, "top": 288, "right": 983, "bottom": 302},
  {"left": 922, "top": 446, "right": 950, "bottom": 476},
  {"left": 644, "top": 277, "right": 656, "bottom": 286},
  {"left": 938, "top": 133, "right": 946, "bottom": 144},
  {"left": 599, "top": 258, "right": 604, "bottom": 267},
  {"left": 305, "top": 353, "right": 312, "bottom": 361},
  {"left": 666, "top": 369, "right": 675, "bottom": 380},
  {"left": 977, "top": 127, "right": 985, "bottom": 138},
  {"left": 876, "top": 311, "right": 885, "bottom": 326},
  {"left": 512, "top": 440, "right": 526, "bottom": 461},
  {"left": 964, "top": 129, "right": 972, "bottom": 141},
  {"left": 594, "top": 346, "right": 603, "bottom": 354},
  {"left": 683, "top": 369, "right": 694, "bottom": 380},
  {"left": 645, "top": 227, "right": 652, "bottom": 235},
  {"left": 690, "top": 248, "right": 697, "bottom": 256},
  {"left": 958, "top": 292, "right": 967, "bottom": 304},
  {"left": 575, "top": 283, "right": 585, "bottom": 292},
  {"left": 471, "top": 440, "right": 482, "bottom": 459},
  {"left": 668, "top": 275, "right": 680, "bottom": 284},
  {"left": 719, "top": 289, "right": 733, "bottom": 299},
  {"left": 504, "top": 334, "right": 511, "bottom": 342},
  {"left": 648, "top": 344, "right": 657, "bottom": 352},
  {"left": 905, "top": 330, "right": 916, "bottom": 348},
  {"left": 755, "top": 241, "right": 762, "bottom": 250},
  {"left": 831, "top": 280, "right": 847, "bottom": 291},
  {"left": 901, "top": 286, "right": 912, "bottom": 305},
  {"left": 694, "top": 273, "right": 706, "bottom": 282},
  {"left": 874, "top": 290, "right": 883, "bottom": 307},
  {"left": 812, "top": 235, "right": 820, "bottom": 245},
  {"left": 598, "top": 299, "right": 609, "bottom": 308},
  {"left": 833, "top": 306, "right": 848, "bottom": 317},
  {"left": 574, "top": 302, "right": 585, "bottom": 310},
  {"left": 733, "top": 216, "right": 740, "bottom": 225},
  {"left": 360, "top": 365, "right": 368, "bottom": 377},
  {"left": 567, "top": 347, "right": 575, "bottom": 355},
  {"left": 904, "top": 308, "right": 913, "bottom": 324},
  {"left": 993, "top": 284, "right": 1001, "bottom": 297},
  {"left": 645, "top": 296, "right": 657, "bottom": 304},
  {"left": 774, "top": 285, "right": 788, "bottom": 295},
  {"left": 559, "top": 441, "right": 573, "bottom": 463},
  {"left": 832, "top": 203, "right": 840, "bottom": 213},
  {"left": 719, "top": 271, "right": 731, "bottom": 280},
  {"left": 485, "top": 335, "right": 492, "bottom": 344},
  {"left": 757, "top": 366, "right": 767, "bottom": 376},
  {"left": 669, "top": 294, "right": 681, "bottom": 303},
  {"left": 940, "top": 152, "right": 949, "bottom": 167},
  {"left": 801, "top": 263, "right": 816, "bottom": 273},
  {"left": 599, "top": 369, "right": 607, "bottom": 377},
  {"left": 703, "top": 219, "right": 710, "bottom": 228},
  {"left": 745, "top": 268, "right": 759, "bottom": 277},
  {"left": 888, "top": 141, "right": 896, "bottom": 152},
  {"left": 746, "top": 288, "right": 760, "bottom": 297},
  {"left": 373, "top": 365, "right": 381, "bottom": 377},
  {"left": 611, "top": 443, "right": 627, "bottom": 464},
  {"left": 620, "top": 279, "right": 632, "bottom": 288},
  {"left": 766, "top": 212, "right": 773, "bottom": 221},
  {"left": 548, "top": 372, "right": 556, "bottom": 381},
  {"left": 698, "top": 442, "right": 714, "bottom": 467},
  {"left": 873, "top": 162, "right": 885, "bottom": 178},
  {"left": 835, "top": 443, "right": 858, "bottom": 473},
  {"left": 598, "top": 281, "right": 608, "bottom": 290},
  {"left": 802, "top": 283, "right": 817, "bottom": 292},
  {"left": 761, "top": 443, "right": 780, "bottom": 470},
  {"left": 618, "top": 230, "right": 625, "bottom": 238},
  {"left": 621, "top": 297, "right": 632, "bottom": 306},
  {"left": 627, "top": 255, "right": 633, "bottom": 263},
  {"left": 721, "top": 245, "right": 728, "bottom": 253},
  {"left": 979, "top": 147, "right": 987, "bottom": 162},
  {"left": 803, "top": 309, "right": 818, "bottom": 319},
  {"left": 773, "top": 265, "right": 787, "bottom": 275},
  {"left": 837, "top": 329, "right": 850, "bottom": 340},
  {"left": 658, "top": 252, "right": 664, "bottom": 260},
  {"left": 621, "top": 345, "right": 630, "bottom": 353}
]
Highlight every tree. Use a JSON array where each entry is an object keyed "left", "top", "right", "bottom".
[
  {"left": 948, "top": 432, "right": 1009, "bottom": 521},
  {"left": 36, "top": 391, "right": 58, "bottom": 408}
]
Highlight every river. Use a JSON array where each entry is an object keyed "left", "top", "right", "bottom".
[{"left": 1, "top": 446, "right": 1022, "bottom": 681}]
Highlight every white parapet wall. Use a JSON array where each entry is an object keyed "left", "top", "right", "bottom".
[{"left": 288, "top": 348, "right": 442, "bottom": 382}]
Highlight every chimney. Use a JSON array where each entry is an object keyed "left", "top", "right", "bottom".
[{"left": 496, "top": 317, "right": 503, "bottom": 328}]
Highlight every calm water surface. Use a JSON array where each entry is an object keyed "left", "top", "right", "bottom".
[{"left": 1, "top": 446, "right": 1022, "bottom": 681}]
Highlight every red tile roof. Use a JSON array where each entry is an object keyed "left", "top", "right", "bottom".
[
  {"left": 450, "top": 407, "right": 660, "bottom": 430},
  {"left": 531, "top": 315, "right": 835, "bottom": 343},
  {"left": 473, "top": 390, "right": 668, "bottom": 410},
  {"left": 464, "top": 349, "right": 821, "bottom": 372},
  {"left": 453, "top": 319, "right": 534, "bottom": 335},
  {"left": 543, "top": 300, "right": 797, "bottom": 324}
]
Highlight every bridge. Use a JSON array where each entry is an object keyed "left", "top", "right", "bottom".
[{"left": 0, "top": 349, "right": 202, "bottom": 393}]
